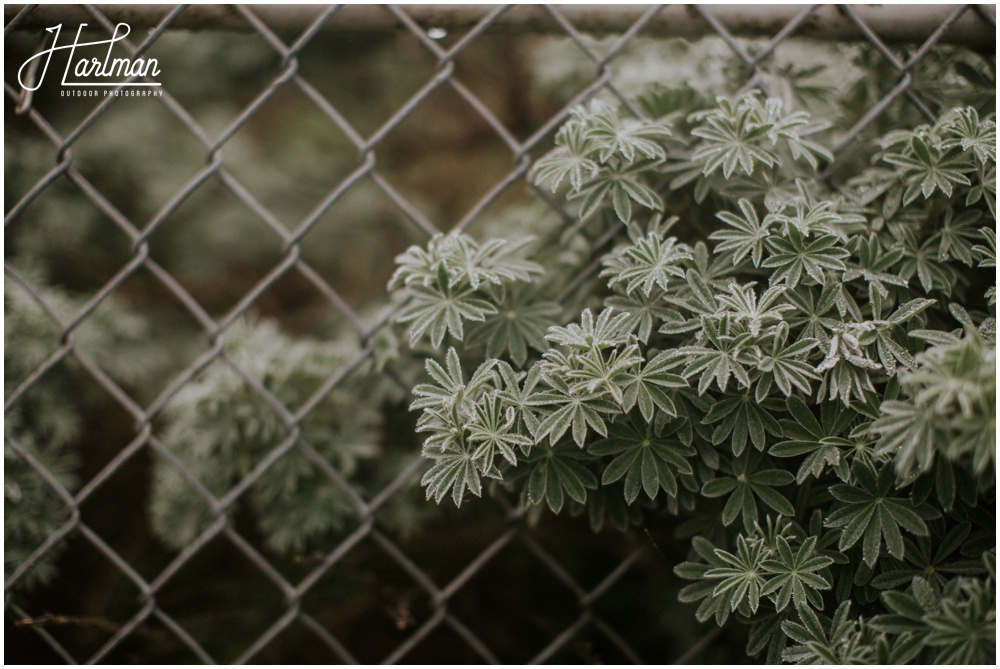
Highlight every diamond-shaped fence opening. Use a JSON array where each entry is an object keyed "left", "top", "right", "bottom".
[
  {"left": 295, "top": 535, "right": 440, "bottom": 663},
  {"left": 5, "top": 3, "right": 996, "bottom": 664}
]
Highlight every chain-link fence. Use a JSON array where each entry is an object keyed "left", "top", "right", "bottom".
[{"left": 5, "top": 4, "right": 996, "bottom": 664}]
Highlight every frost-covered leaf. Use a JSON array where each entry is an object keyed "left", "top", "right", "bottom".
[
  {"left": 825, "top": 460, "right": 930, "bottom": 566},
  {"left": 589, "top": 413, "right": 694, "bottom": 503},
  {"left": 525, "top": 443, "right": 598, "bottom": 513}
]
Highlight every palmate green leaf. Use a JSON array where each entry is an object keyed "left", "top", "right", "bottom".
[
  {"left": 571, "top": 174, "right": 613, "bottom": 223},
  {"left": 690, "top": 95, "right": 780, "bottom": 178},
  {"left": 691, "top": 122, "right": 778, "bottom": 179},
  {"left": 421, "top": 440, "right": 484, "bottom": 507},
  {"left": 823, "top": 276, "right": 864, "bottom": 323},
  {"left": 782, "top": 601, "right": 879, "bottom": 664},
  {"left": 883, "top": 140, "right": 973, "bottom": 205},
  {"left": 558, "top": 341, "right": 642, "bottom": 404},
  {"left": 620, "top": 349, "right": 687, "bottom": 421},
  {"left": 928, "top": 208, "right": 983, "bottom": 267},
  {"left": 467, "top": 293, "right": 559, "bottom": 366},
  {"left": 395, "top": 280, "right": 498, "bottom": 348},
  {"left": 571, "top": 159, "right": 664, "bottom": 224},
  {"left": 868, "top": 330, "right": 914, "bottom": 379},
  {"left": 754, "top": 322, "right": 820, "bottom": 399},
  {"left": 702, "top": 450, "right": 795, "bottom": 532},
  {"left": 530, "top": 121, "right": 598, "bottom": 192},
  {"left": 390, "top": 233, "right": 542, "bottom": 290},
  {"left": 447, "top": 235, "right": 543, "bottom": 290},
  {"left": 870, "top": 522, "right": 985, "bottom": 590},
  {"left": 814, "top": 324, "right": 879, "bottom": 375},
  {"left": 769, "top": 193, "right": 863, "bottom": 238},
  {"left": 760, "top": 535, "right": 834, "bottom": 615},
  {"left": 545, "top": 307, "right": 633, "bottom": 351},
  {"left": 704, "top": 534, "right": 770, "bottom": 614},
  {"left": 466, "top": 392, "right": 534, "bottom": 472},
  {"left": 493, "top": 361, "right": 546, "bottom": 437},
  {"left": 688, "top": 245, "right": 732, "bottom": 299},
  {"left": 701, "top": 392, "right": 784, "bottom": 457},
  {"left": 762, "top": 226, "right": 849, "bottom": 288},
  {"left": 873, "top": 332, "right": 996, "bottom": 476},
  {"left": 689, "top": 93, "right": 831, "bottom": 180},
  {"left": 890, "top": 224, "right": 959, "bottom": 295},
  {"left": 586, "top": 106, "right": 672, "bottom": 163},
  {"left": 784, "top": 284, "right": 843, "bottom": 346},
  {"left": 675, "top": 535, "right": 735, "bottom": 626},
  {"left": 411, "top": 348, "right": 496, "bottom": 414},
  {"left": 613, "top": 169, "right": 666, "bottom": 223},
  {"left": 845, "top": 234, "right": 909, "bottom": 316},
  {"left": 681, "top": 343, "right": 753, "bottom": 394},
  {"left": 600, "top": 232, "right": 691, "bottom": 296},
  {"left": 873, "top": 570, "right": 997, "bottom": 664},
  {"left": 939, "top": 106, "right": 996, "bottom": 165},
  {"left": 709, "top": 198, "right": 772, "bottom": 267},
  {"left": 872, "top": 400, "right": 945, "bottom": 475},
  {"left": 715, "top": 282, "right": 792, "bottom": 337},
  {"left": 905, "top": 327, "right": 993, "bottom": 417},
  {"left": 589, "top": 412, "right": 695, "bottom": 503},
  {"left": 815, "top": 325, "right": 883, "bottom": 405},
  {"left": 606, "top": 288, "right": 674, "bottom": 343},
  {"left": 758, "top": 97, "right": 832, "bottom": 168},
  {"left": 769, "top": 396, "right": 857, "bottom": 483},
  {"left": 390, "top": 235, "right": 451, "bottom": 289},
  {"left": 532, "top": 378, "right": 620, "bottom": 447},
  {"left": 825, "top": 460, "right": 930, "bottom": 567},
  {"left": 842, "top": 298, "right": 932, "bottom": 376},
  {"left": 658, "top": 266, "right": 723, "bottom": 335},
  {"left": 679, "top": 318, "right": 758, "bottom": 394},
  {"left": 966, "top": 162, "right": 997, "bottom": 218},
  {"left": 525, "top": 442, "right": 598, "bottom": 513},
  {"left": 944, "top": 407, "right": 996, "bottom": 478}
]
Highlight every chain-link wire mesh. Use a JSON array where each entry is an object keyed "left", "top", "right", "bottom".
[{"left": 5, "top": 4, "right": 996, "bottom": 664}]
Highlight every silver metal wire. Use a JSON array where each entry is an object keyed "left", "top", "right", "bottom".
[{"left": 4, "top": 4, "right": 995, "bottom": 664}]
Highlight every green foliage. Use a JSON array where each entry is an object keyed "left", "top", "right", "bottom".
[
  {"left": 530, "top": 99, "right": 672, "bottom": 224},
  {"left": 873, "top": 326, "right": 996, "bottom": 479},
  {"left": 390, "top": 233, "right": 546, "bottom": 352},
  {"left": 5, "top": 281, "right": 80, "bottom": 589},
  {"left": 825, "top": 460, "right": 931, "bottom": 567},
  {"left": 393, "top": 53, "right": 996, "bottom": 664},
  {"left": 5, "top": 277, "right": 155, "bottom": 587},
  {"left": 150, "top": 319, "right": 385, "bottom": 554},
  {"left": 6, "top": 25, "right": 994, "bottom": 664}
]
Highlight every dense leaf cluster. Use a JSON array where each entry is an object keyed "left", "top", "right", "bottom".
[
  {"left": 392, "top": 65, "right": 996, "bottom": 662},
  {"left": 5, "top": 279, "right": 156, "bottom": 587},
  {"left": 150, "top": 320, "right": 386, "bottom": 554}
]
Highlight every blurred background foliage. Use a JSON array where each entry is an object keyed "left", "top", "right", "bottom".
[{"left": 4, "top": 15, "right": 994, "bottom": 663}]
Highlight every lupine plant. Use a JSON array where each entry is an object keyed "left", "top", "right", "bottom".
[
  {"left": 149, "top": 319, "right": 394, "bottom": 555},
  {"left": 5, "top": 278, "right": 158, "bottom": 587},
  {"left": 390, "top": 60, "right": 996, "bottom": 663}
]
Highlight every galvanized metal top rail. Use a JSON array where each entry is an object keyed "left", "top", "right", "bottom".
[{"left": 5, "top": 3, "right": 998, "bottom": 47}]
